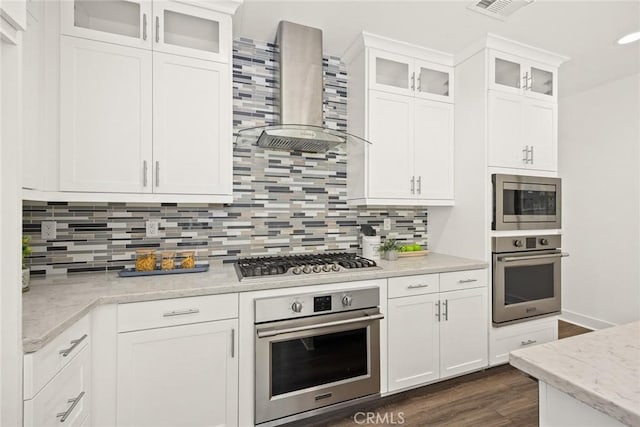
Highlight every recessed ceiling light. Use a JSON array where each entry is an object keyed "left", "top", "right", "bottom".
[{"left": 618, "top": 31, "right": 640, "bottom": 45}]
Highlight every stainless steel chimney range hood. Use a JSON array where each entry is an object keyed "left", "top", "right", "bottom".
[{"left": 235, "top": 21, "right": 371, "bottom": 153}]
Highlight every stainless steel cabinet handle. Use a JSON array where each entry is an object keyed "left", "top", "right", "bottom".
[
  {"left": 499, "top": 252, "right": 569, "bottom": 262},
  {"left": 257, "top": 313, "right": 384, "bottom": 338},
  {"left": 410, "top": 176, "right": 415, "bottom": 194},
  {"left": 407, "top": 283, "right": 430, "bottom": 289},
  {"left": 522, "top": 145, "right": 529, "bottom": 163},
  {"left": 521, "top": 339, "right": 537, "bottom": 346},
  {"left": 527, "top": 75, "right": 533, "bottom": 91},
  {"left": 417, "top": 176, "right": 422, "bottom": 195},
  {"left": 59, "top": 334, "right": 88, "bottom": 357},
  {"left": 155, "top": 16, "right": 160, "bottom": 43},
  {"left": 163, "top": 308, "right": 200, "bottom": 317},
  {"left": 411, "top": 72, "right": 415, "bottom": 90},
  {"left": 231, "top": 329, "right": 235, "bottom": 358},
  {"left": 522, "top": 72, "right": 529, "bottom": 90},
  {"left": 143, "top": 161, "right": 148, "bottom": 187},
  {"left": 56, "top": 391, "right": 85, "bottom": 422},
  {"left": 142, "top": 13, "right": 147, "bottom": 40},
  {"left": 435, "top": 300, "right": 441, "bottom": 322},
  {"left": 458, "top": 278, "right": 478, "bottom": 283},
  {"left": 530, "top": 146, "right": 534, "bottom": 164},
  {"left": 155, "top": 161, "right": 159, "bottom": 187},
  {"left": 416, "top": 75, "right": 421, "bottom": 91},
  {"left": 443, "top": 300, "right": 448, "bottom": 321}
]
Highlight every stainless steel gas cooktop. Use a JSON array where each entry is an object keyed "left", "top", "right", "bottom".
[{"left": 234, "top": 252, "right": 379, "bottom": 280}]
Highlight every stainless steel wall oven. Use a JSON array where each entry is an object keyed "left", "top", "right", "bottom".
[
  {"left": 492, "top": 235, "right": 568, "bottom": 325},
  {"left": 254, "top": 287, "right": 382, "bottom": 425},
  {"left": 493, "top": 174, "right": 561, "bottom": 230}
]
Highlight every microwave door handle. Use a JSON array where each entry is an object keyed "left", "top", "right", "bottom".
[
  {"left": 256, "top": 313, "right": 385, "bottom": 338},
  {"left": 499, "top": 252, "right": 569, "bottom": 262}
]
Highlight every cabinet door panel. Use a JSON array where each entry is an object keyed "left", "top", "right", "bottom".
[
  {"left": 152, "top": 52, "right": 232, "bottom": 196},
  {"left": 367, "top": 90, "right": 414, "bottom": 199},
  {"left": 527, "top": 61, "right": 557, "bottom": 102},
  {"left": 489, "top": 51, "right": 524, "bottom": 95},
  {"left": 488, "top": 91, "right": 526, "bottom": 169},
  {"left": 413, "top": 99, "right": 454, "bottom": 200},
  {"left": 524, "top": 99, "right": 556, "bottom": 171},
  {"left": 439, "top": 288, "right": 488, "bottom": 379},
  {"left": 60, "top": 36, "right": 152, "bottom": 193},
  {"left": 368, "top": 49, "right": 413, "bottom": 96},
  {"left": 60, "top": 0, "right": 152, "bottom": 49},
  {"left": 388, "top": 294, "right": 440, "bottom": 391},
  {"left": 415, "top": 60, "right": 453, "bottom": 103},
  {"left": 152, "top": 1, "right": 231, "bottom": 63},
  {"left": 117, "top": 319, "right": 238, "bottom": 427}
]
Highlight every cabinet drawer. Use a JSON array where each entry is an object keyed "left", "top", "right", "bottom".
[
  {"left": 118, "top": 293, "right": 238, "bottom": 332},
  {"left": 24, "top": 315, "right": 90, "bottom": 399},
  {"left": 24, "top": 346, "right": 91, "bottom": 427},
  {"left": 388, "top": 274, "right": 439, "bottom": 298},
  {"left": 440, "top": 269, "right": 487, "bottom": 292},
  {"left": 490, "top": 322, "right": 556, "bottom": 366}
]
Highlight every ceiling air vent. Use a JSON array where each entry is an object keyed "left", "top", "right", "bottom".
[{"left": 467, "top": 0, "right": 535, "bottom": 20}]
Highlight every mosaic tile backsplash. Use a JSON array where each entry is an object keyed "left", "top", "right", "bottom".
[{"left": 22, "top": 38, "right": 428, "bottom": 276}]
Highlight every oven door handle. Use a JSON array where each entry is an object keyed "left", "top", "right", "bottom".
[
  {"left": 498, "top": 252, "right": 569, "bottom": 262},
  {"left": 256, "top": 313, "right": 384, "bottom": 338}
]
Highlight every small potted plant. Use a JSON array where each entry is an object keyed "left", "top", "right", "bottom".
[
  {"left": 22, "top": 236, "right": 32, "bottom": 292},
  {"left": 378, "top": 238, "right": 402, "bottom": 261}
]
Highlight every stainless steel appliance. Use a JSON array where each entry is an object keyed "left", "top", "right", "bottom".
[
  {"left": 492, "top": 234, "right": 568, "bottom": 325},
  {"left": 254, "top": 287, "right": 382, "bottom": 425},
  {"left": 493, "top": 174, "right": 561, "bottom": 230},
  {"left": 235, "top": 252, "right": 379, "bottom": 280}
]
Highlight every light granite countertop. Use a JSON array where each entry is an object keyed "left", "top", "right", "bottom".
[
  {"left": 510, "top": 321, "right": 640, "bottom": 426},
  {"left": 23, "top": 252, "right": 486, "bottom": 353}
]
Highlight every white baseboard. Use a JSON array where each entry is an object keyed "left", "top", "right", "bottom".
[{"left": 560, "top": 310, "right": 617, "bottom": 330}]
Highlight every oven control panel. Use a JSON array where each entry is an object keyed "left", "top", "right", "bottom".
[
  {"left": 254, "top": 287, "right": 380, "bottom": 323},
  {"left": 493, "top": 234, "right": 561, "bottom": 253}
]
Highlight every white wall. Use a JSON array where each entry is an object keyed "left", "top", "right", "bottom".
[{"left": 559, "top": 73, "right": 640, "bottom": 328}]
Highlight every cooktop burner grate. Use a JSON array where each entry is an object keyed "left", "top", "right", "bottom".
[{"left": 234, "top": 252, "right": 379, "bottom": 279}]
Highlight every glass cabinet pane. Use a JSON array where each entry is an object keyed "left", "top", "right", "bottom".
[
  {"left": 494, "top": 58, "right": 521, "bottom": 89},
  {"left": 74, "top": 0, "right": 141, "bottom": 39},
  {"left": 375, "top": 57, "right": 409, "bottom": 89},
  {"left": 531, "top": 67, "right": 553, "bottom": 96},
  {"left": 164, "top": 10, "right": 220, "bottom": 54},
  {"left": 418, "top": 67, "right": 449, "bottom": 97}
]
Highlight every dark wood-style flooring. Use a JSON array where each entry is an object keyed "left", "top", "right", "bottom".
[{"left": 284, "top": 320, "right": 592, "bottom": 427}]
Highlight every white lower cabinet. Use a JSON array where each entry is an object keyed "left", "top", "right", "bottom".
[
  {"left": 24, "top": 346, "right": 91, "bottom": 427},
  {"left": 116, "top": 318, "right": 238, "bottom": 427},
  {"left": 489, "top": 317, "right": 557, "bottom": 366},
  {"left": 388, "top": 270, "right": 488, "bottom": 393}
]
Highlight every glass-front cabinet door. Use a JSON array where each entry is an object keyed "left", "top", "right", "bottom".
[
  {"left": 527, "top": 61, "right": 557, "bottom": 101},
  {"left": 369, "top": 49, "right": 413, "bottom": 96},
  {"left": 415, "top": 60, "right": 454, "bottom": 103},
  {"left": 489, "top": 51, "right": 524, "bottom": 95},
  {"left": 61, "top": 0, "right": 152, "bottom": 49},
  {"left": 152, "top": 1, "right": 230, "bottom": 63}
]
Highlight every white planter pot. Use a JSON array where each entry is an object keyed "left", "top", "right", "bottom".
[{"left": 383, "top": 250, "right": 399, "bottom": 261}]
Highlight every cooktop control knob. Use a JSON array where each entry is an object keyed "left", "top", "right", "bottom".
[
  {"left": 540, "top": 238, "right": 549, "bottom": 246},
  {"left": 322, "top": 264, "right": 331, "bottom": 272},
  {"left": 291, "top": 301, "right": 303, "bottom": 313},
  {"left": 302, "top": 265, "right": 312, "bottom": 274},
  {"left": 312, "top": 265, "right": 322, "bottom": 273},
  {"left": 292, "top": 267, "right": 302, "bottom": 275},
  {"left": 342, "top": 295, "right": 353, "bottom": 307},
  {"left": 514, "top": 239, "right": 523, "bottom": 247},
  {"left": 331, "top": 263, "right": 340, "bottom": 272}
]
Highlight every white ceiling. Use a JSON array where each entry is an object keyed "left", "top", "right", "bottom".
[{"left": 233, "top": 0, "right": 640, "bottom": 97}]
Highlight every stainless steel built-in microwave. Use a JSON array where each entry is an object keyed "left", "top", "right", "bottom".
[{"left": 492, "top": 174, "right": 561, "bottom": 231}]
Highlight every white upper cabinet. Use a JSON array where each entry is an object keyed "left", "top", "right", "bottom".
[
  {"left": 152, "top": 1, "right": 231, "bottom": 62},
  {"left": 489, "top": 51, "right": 558, "bottom": 102},
  {"left": 369, "top": 48, "right": 454, "bottom": 103},
  {"left": 152, "top": 52, "right": 232, "bottom": 195},
  {"left": 61, "top": 0, "right": 153, "bottom": 49},
  {"left": 59, "top": 36, "right": 153, "bottom": 193},
  {"left": 345, "top": 32, "right": 455, "bottom": 206}
]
